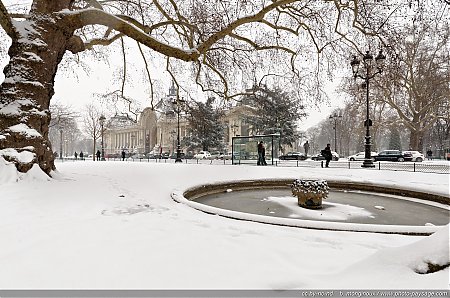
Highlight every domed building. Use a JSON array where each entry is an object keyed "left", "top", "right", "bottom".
[
  {"left": 103, "top": 107, "right": 158, "bottom": 157},
  {"left": 102, "top": 83, "right": 261, "bottom": 158}
]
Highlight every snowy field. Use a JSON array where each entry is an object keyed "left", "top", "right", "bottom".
[{"left": 0, "top": 158, "right": 449, "bottom": 290}]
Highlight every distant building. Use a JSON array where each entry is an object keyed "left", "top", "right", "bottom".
[
  {"left": 103, "top": 108, "right": 157, "bottom": 156},
  {"left": 102, "top": 84, "right": 263, "bottom": 156}
]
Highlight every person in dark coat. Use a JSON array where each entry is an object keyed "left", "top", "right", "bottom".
[
  {"left": 321, "top": 143, "right": 332, "bottom": 168},
  {"left": 303, "top": 140, "right": 310, "bottom": 157},
  {"left": 79, "top": 151, "right": 84, "bottom": 160},
  {"left": 96, "top": 150, "right": 101, "bottom": 161},
  {"left": 257, "top": 141, "right": 267, "bottom": 166},
  {"left": 74, "top": 151, "right": 78, "bottom": 160},
  {"left": 426, "top": 149, "right": 433, "bottom": 160},
  {"left": 121, "top": 150, "right": 126, "bottom": 161},
  {"left": 257, "top": 141, "right": 263, "bottom": 165}
]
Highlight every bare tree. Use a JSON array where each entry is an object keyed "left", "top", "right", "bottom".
[
  {"left": 338, "top": 76, "right": 394, "bottom": 154},
  {"left": 427, "top": 100, "right": 450, "bottom": 157},
  {"left": 82, "top": 104, "right": 102, "bottom": 160},
  {"left": 373, "top": 4, "right": 450, "bottom": 151},
  {"left": 0, "top": 0, "right": 422, "bottom": 175}
]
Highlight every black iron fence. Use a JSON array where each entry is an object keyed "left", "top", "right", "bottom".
[
  {"left": 272, "top": 160, "right": 449, "bottom": 174},
  {"left": 55, "top": 157, "right": 450, "bottom": 174}
]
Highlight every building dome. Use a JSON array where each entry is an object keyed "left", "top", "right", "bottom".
[{"left": 107, "top": 114, "right": 136, "bottom": 129}]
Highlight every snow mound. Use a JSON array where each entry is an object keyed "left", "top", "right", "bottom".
[
  {"left": 0, "top": 156, "right": 20, "bottom": 184},
  {"left": 0, "top": 157, "right": 51, "bottom": 185},
  {"left": 20, "top": 164, "right": 52, "bottom": 183},
  {"left": 266, "top": 196, "right": 373, "bottom": 221},
  {"left": 403, "top": 224, "right": 449, "bottom": 273},
  {"left": 313, "top": 225, "right": 450, "bottom": 289}
]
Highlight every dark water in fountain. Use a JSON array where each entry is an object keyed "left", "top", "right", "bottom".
[{"left": 195, "top": 189, "right": 449, "bottom": 226}]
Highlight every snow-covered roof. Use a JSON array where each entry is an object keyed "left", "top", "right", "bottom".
[{"left": 107, "top": 114, "right": 136, "bottom": 129}]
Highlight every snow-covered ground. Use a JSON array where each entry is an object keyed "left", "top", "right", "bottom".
[{"left": 0, "top": 158, "right": 448, "bottom": 289}]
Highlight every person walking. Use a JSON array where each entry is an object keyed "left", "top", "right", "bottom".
[
  {"left": 79, "top": 151, "right": 84, "bottom": 160},
  {"left": 257, "top": 141, "right": 263, "bottom": 165},
  {"left": 74, "top": 151, "right": 78, "bottom": 160},
  {"left": 321, "top": 143, "right": 332, "bottom": 168},
  {"left": 121, "top": 150, "right": 126, "bottom": 161},
  {"left": 96, "top": 150, "right": 101, "bottom": 161},
  {"left": 426, "top": 149, "right": 433, "bottom": 160},
  {"left": 261, "top": 143, "right": 267, "bottom": 165},
  {"left": 303, "top": 140, "right": 310, "bottom": 157},
  {"left": 257, "top": 141, "right": 267, "bottom": 166}
]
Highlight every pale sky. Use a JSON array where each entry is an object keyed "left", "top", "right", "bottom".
[{"left": 52, "top": 63, "right": 346, "bottom": 129}]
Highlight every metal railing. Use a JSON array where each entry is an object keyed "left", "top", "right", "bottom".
[
  {"left": 55, "top": 157, "right": 450, "bottom": 174},
  {"left": 272, "top": 159, "right": 449, "bottom": 174}
]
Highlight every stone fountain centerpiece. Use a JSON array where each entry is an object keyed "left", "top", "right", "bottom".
[{"left": 291, "top": 179, "right": 329, "bottom": 209}]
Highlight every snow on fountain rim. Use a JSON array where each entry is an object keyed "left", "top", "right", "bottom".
[{"left": 171, "top": 178, "right": 446, "bottom": 235}]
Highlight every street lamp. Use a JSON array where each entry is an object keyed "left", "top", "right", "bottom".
[
  {"left": 99, "top": 115, "right": 106, "bottom": 161},
  {"left": 350, "top": 50, "right": 386, "bottom": 168},
  {"left": 59, "top": 128, "right": 63, "bottom": 160},
  {"left": 329, "top": 113, "right": 342, "bottom": 155},
  {"left": 172, "top": 97, "right": 186, "bottom": 163},
  {"left": 170, "top": 130, "right": 176, "bottom": 154}
]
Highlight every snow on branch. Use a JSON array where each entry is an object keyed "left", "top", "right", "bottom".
[
  {"left": 84, "top": 32, "right": 123, "bottom": 49},
  {"left": 60, "top": 8, "right": 199, "bottom": 62}
]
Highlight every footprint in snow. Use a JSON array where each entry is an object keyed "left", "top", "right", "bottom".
[{"left": 101, "top": 204, "right": 168, "bottom": 216}]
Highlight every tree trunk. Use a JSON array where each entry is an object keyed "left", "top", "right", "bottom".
[
  {"left": 0, "top": 4, "right": 74, "bottom": 175},
  {"left": 409, "top": 128, "right": 424, "bottom": 151}
]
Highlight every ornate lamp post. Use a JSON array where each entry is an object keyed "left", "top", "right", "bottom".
[
  {"left": 170, "top": 130, "right": 176, "bottom": 154},
  {"left": 329, "top": 112, "right": 342, "bottom": 155},
  {"left": 99, "top": 115, "right": 106, "bottom": 161},
  {"left": 172, "top": 97, "right": 186, "bottom": 163},
  {"left": 59, "top": 128, "right": 63, "bottom": 160},
  {"left": 350, "top": 50, "right": 386, "bottom": 168}
]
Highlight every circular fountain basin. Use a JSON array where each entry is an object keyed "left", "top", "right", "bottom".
[
  {"left": 195, "top": 189, "right": 449, "bottom": 226},
  {"left": 171, "top": 179, "right": 449, "bottom": 235}
]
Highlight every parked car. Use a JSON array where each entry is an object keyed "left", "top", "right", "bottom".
[
  {"left": 347, "top": 151, "right": 378, "bottom": 161},
  {"left": 161, "top": 152, "right": 170, "bottom": 159},
  {"left": 185, "top": 152, "right": 195, "bottom": 159},
  {"left": 170, "top": 152, "right": 186, "bottom": 159},
  {"left": 402, "top": 150, "right": 424, "bottom": 162},
  {"left": 279, "top": 152, "right": 307, "bottom": 160},
  {"left": 233, "top": 151, "right": 249, "bottom": 160},
  {"left": 311, "top": 151, "right": 339, "bottom": 161},
  {"left": 194, "top": 151, "right": 211, "bottom": 159},
  {"left": 146, "top": 152, "right": 159, "bottom": 159},
  {"left": 105, "top": 153, "right": 121, "bottom": 159},
  {"left": 373, "top": 150, "right": 406, "bottom": 162},
  {"left": 208, "top": 151, "right": 222, "bottom": 160},
  {"left": 130, "top": 153, "right": 145, "bottom": 159},
  {"left": 219, "top": 152, "right": 232, "bottom": 160}
]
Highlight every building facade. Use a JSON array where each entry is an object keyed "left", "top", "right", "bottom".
[
  {"left": 102, "top": 82, "right": 309, "bottom": 156},
  {"left": 103, "top": 103, "right": 253, "bottom": 156},
  {"left": 103, "top": 107, "right": 158, "bottom": 156}
]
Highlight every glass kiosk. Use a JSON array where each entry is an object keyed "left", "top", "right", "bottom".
[{"left": 231, "top": 134, "right": 280, "bottom": 165}]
